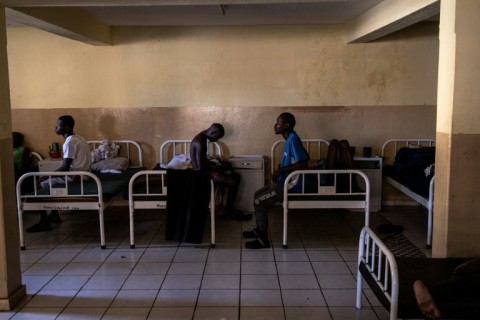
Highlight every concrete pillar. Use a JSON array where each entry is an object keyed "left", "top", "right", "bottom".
[
  {"left": 0, "top": 6, "right": 26, "bottom": 309},
  {"left": 433, "top": 0, "right": 480, "bottom": 257}
]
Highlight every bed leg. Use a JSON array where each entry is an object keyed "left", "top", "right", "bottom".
[
  {"left": 101, "top": 245, "right": 106, "bottom": 250},
  {"left": 283, "top": 202, "right": 288, "bottom": 249},
  {"left": 210, "top": 180, "right": 216, "bottom": 249},
  {"left": 129, "top": 206, "right": 135, "bottom": 249},
  {"left": 20, "top": 246, "right": 26, "bottom": 251}
]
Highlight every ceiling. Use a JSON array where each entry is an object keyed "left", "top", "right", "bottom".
[
  {"left": 1, "top": 0, "right": 440, "bottom": 45},
  {"left": 3, "top": 0, "right": 383, "bottom": 27}
]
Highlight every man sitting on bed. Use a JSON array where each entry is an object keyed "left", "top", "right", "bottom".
[
  {"left": 27, "top": 115, "right": 91, "bottom": 233},
  {"left": 413, "top": 257, "right": 480, "bottom": 319},
  {"left": 190, "top": 123, "right": 252, "bottom": 221},
  {"left": 243, "top": 112, "right": 309, "bottom": 249}
]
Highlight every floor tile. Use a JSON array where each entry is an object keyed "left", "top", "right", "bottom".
[
  {"left": 201, "top": 274, "right": 240, "bottom": 289},
  {"left": 68, "top": 289, "right": 118, "bottom": 308},
  {"left": 239, "top": 306, "right": 284, "bottom": 320},
  {"left": 197, "top": 289, "right": 239, "bottom": 306},
  {"left": 240, "top": 290, "right": 282, "bottom": 306},
  {"left": 284, "top": 306, "right": 332, "bottom": 320},
  {"left": 15, "top": 205, "right": 430, "bottom": 319},
  {"left": 193, "top": 306, "right": 238, "bottom": 320},
  {"left": 111, "top": 289, "right": 157, "bottom": 307},
  {"left": 57, "top": 307, "right": 107, "bottom": 320},
  {"left": 154, "top": 289, "right": 199, "bottom": 307},
  {"left": 147, "top": 307, "right": 194, "bottom": 320},
  {"left": 281, "top": 289, "right": 327, "bottom": 307}
]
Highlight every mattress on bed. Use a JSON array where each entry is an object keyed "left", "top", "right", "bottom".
[
  {"left": 24, "top": 168, "right": 142, "bottom": 202},
  {"left": 360, "top": 257, "right": 480, "bottom": 319},
  {"left": 383, "top": 146, "right": 435, "bottom": 198}
]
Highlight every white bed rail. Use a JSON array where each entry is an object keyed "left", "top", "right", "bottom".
[
  {"left": 159, "top": 139, "right": 223, "bottom": 165},
  {"left": 88, "top": 140, "right": 144, "bottom": 168},
  {"left": 16, "top": 171, "right": 106, "bottom": 250},
  {"left": 381, "top": 138, "right": 435, "bottom": 166},
  {"left": 270, "top": 139, "right": 330, "bottom": 175},
  {"left": 356, "top": 226, "right": 399, "bottom": 320},
  {"left": 381, "top": 138, "right": 436, "bottom": 247},
  {"left": 128, "top": 170, "right": 217, "bottom": 249},
  {"left": 282, "top": 169, "right": 370, "bottom": 248},
  {"left": 30, "top": 151, "right": 43, "bottom": 163}
]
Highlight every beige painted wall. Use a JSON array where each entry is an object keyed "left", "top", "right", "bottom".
[
  {"left": 7, "top": 23, "right": 438, "bottom": 174},
  {"left": 7, "top": 23, "right": 438, "bottom": 109},
  {"left": 11, "top": 106, "right": 436, "bottom": 173}
]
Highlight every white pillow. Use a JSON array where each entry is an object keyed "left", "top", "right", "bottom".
[{"left": 90, "top": 157, "right": 129, "bottom": 172}]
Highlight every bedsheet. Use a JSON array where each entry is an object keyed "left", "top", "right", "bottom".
[{"left": 383, "top": 146, "right": 435, "bottom": 198}]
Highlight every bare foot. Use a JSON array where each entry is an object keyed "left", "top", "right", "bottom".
[{"left": 413, "top": 280, "right": 442, "bottom": 319}]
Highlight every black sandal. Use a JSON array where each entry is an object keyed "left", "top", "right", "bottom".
[{"left": 245, "top": 238, "right": 270, "bottom": 249}]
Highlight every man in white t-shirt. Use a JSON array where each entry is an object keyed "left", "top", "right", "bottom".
[{"left": 28, "top": 115, "right": 91, "bottom": 233}]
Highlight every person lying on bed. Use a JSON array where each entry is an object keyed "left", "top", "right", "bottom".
[
  {"left": 190, "top": 123, "right": 252, "bottom": 221},
  {"left": 243, "top": 112, "right": 309, "bottom": 249},
  {"left": 413, "top": 257, "right": 480, "bottom": 319},
  {"left": 27, "top": 115, "right": 91, "bottom": 233}
]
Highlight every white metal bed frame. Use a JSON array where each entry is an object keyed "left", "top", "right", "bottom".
[
  {"left": 128, "top": 170, "right": 216, "bottom": 248},
  {"left": 356, "top": 226, "right": 399, "bottom": 320},
  {"left": 128, "top": 139, "right": 222, "bottom": 249},
  {"left": 381, "top": 138, "right": 435, "bottom": 247},
  {"left": 16, "top": 140, "right": 143, "bottom": 250},
  {"left": 271, "top": 139, "right": 371, "bottom": 248},
  {"left": 282, "top": 169, "right": 370, "bottom": 248}
]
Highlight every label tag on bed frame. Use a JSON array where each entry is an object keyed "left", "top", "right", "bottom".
[
  {"left": 319, "top": 186, "right": 336, "bottom": 195},
  {"left": 51, "top": 188, "right": 68, "bottom": 196}
]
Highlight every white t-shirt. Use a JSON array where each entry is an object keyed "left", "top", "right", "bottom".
[{"left": 63, "top": 134, "right": 91, "bottom": 171}]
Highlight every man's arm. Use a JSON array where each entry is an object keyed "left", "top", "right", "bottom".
[
  {"left": 272, "top": 159, "right": 308, "bottom": 182},
  {"left": 37, "top": 157, "right": 73, "bottom": 184},
  {"left": 58, "top": 158, "right": 73, "bottom": 172}
]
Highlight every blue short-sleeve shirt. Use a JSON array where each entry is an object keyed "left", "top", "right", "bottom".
[{"left": 277, "top": 131, "right": 309, "bottom": 191}]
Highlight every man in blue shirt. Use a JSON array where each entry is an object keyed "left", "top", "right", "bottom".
[{"left": 243, "top": 112, "right": 309, "bottom": 249}]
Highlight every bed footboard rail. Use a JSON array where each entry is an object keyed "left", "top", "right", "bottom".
[
  {"left": 282, "top": 169, "right": 370, "bottom": 248},
  {"left": 128, "top": 170, "right": 167, "bottom": 248},
  {"left": 128, "top": 170, "right": 217, "bottom": 249},
  {"left": 16, "top": 171, "right": 105, "bottom": 250},
  {"left": 356, "top": 226, "right": 399, "bottom": 320}
]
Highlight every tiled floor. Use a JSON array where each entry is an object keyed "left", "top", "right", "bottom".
[{"left": 8, "top": 204, "right": 431, "bottom": 320}]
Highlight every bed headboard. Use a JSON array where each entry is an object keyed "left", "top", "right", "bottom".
[
  {"left": 88, "top": 140, "right": 144, "bottom": 168},
  {"left": 159, "top": 139, "right": 223, "bottom": 165},
  {"left": 381, "top": 139, "right": 435, "bottom": 166},
  {"left": 271, "top": 139, "right": 330, "bottom": 175},
  {"left": 357, "top": 226, "right": 399, "bottom": 318}
]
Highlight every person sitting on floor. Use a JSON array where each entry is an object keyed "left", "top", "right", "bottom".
[
  {"left": 190, "top": 123, "right": 252, "bottom": 221},
  {"left": 413, "top": 257, "right": 480, "bottom": 320},
  {"left": 28, "top": 115, "right": 91, "bottom": 233}
]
